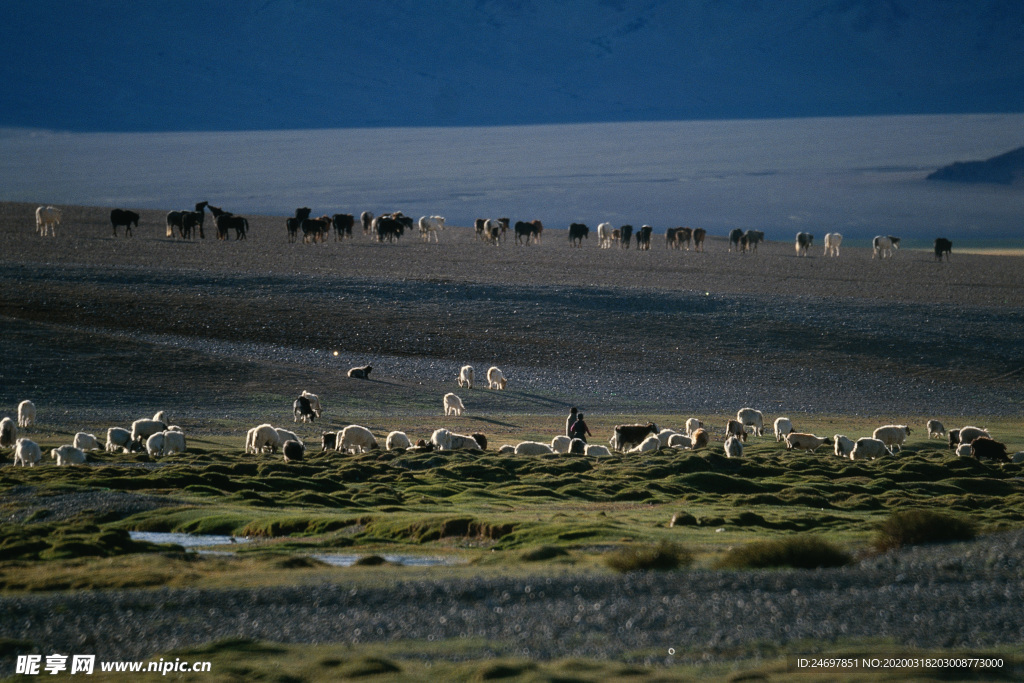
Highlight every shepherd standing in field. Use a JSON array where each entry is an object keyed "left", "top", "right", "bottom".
[
  {"left": 566, "top": 407, "right": 578, "bottom": 437},
  {"left": 569, "top": 412, "right": 592, "bottom": 443}
]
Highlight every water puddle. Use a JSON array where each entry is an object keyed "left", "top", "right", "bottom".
[
  {"left": 129, "top": 531, "right": 252, "bottom": 547},
  {"left": 312, "top": 553, "right": 465, "bottom": 567}
]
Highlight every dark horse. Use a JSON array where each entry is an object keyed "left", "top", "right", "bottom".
[
  {"left": 110, "top": 209, "right": 139, "bottom": 237},
  {"left": 215, "top": 213, "right": 248, "bottom": 240},
  {"left": 287, "top": 207, "right": 312, "bottom": 243}
]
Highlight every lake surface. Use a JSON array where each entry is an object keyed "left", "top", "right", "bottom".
[{"left": 2, "top": 114, "right": 1022, "bottom": 240}]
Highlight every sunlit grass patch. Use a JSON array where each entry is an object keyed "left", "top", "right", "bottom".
[
  {"left": 715, "top": 535, "right": 853, "bottom": 570},
  {"left": 873, "top": 509, "right": 976, "bottom": 552},
  {"left": 604, "top": 540, "right": 693, "bottom": 573}
]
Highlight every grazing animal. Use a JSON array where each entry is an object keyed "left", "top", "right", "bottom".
[
  {"left": 823, "top": 232, "right": 842, "bottom": 257},
  {"left": 487, "top": 366, "right": 507, "bottom": 390},
  {"left": 450, "top": 432, "right": 483, "bottom": 450},
  {"left": 926, "top": 420, "right": 945, "bottom": 439},
  {"left": 725, "top": 419, "right": 748, "bottom": 443},
  {"left": 724, "top": 435, "right": 744, "bottom": 458},
  {"left": 14, "top": 438, "right": 42, "bottom": 467},
  {"left": 833, "top": 434, "right": 855, "bottom": 459},
  {"left": 667, "top": 433, "right": 692, "bottom": 449},
  {"left": 950, "top": 426, "right": 989, "bottom": 449},
  {"left": 597, "top": 222, "right": 615, "bottom": 249},
  {"left": 671, "top": 227, "right": 694, "bottom": 250},
  {"left": 361, "top": 211, "right": 374, "bottom": 235},
  {"left": 386, "top": 431, "right": 412, "bottom": 450},
  {"left": 152, "top": 411, "right": 168, "bottom": 423},
  {"left": 850, "top": 437, "right": 891, "bottom": 460},
  {"left": 339, "top": 424, "right": 379, "bottom": 453},
  {"left": 736, "top": 408, "right": 765, "bottom": 437},
  {"left": 110, "top": 209, "right": 140, "bottom": 237},
  {"left": 934, "top": 238, "right": 952, "bottom": 261},
  {"left": 785, "top": 432, "right": 832, "bottom": 452},
  {"left": 181, "top": 210, "right": 205, "bottom": 239},
  {"left": 162, "top": 430, "right": 186, "bottom": 455},
  {"left": 458, "top": 365, "right": 475, "bottom": 389},
  {"left": 740, "top": 230, "right": 764, "bottom": 253},
  {"left": 872, "top": 235, "right": 901, "bottom": 259},
  {"left": 955, "top": 443, "right": 973, "bottom": 457},
  {"left": 443, "top": 393, "right": 465, "bottom": 416},
  {"left": 418, "top": 215, "right": 445, "bottom": 242},
  {"left": 514, "top": 220, "right": 541, "bottom": 245},
  {"left": 609, "top": 422, "right": 658, "bottom": 451},
  {"left": 568, "top": 223, "right": 589, "bottom": 247},
  {"left": 774, "top": 417, "right": 793, "bottom": 442},
  {"left": 321, "top": 431, "right": 337, "bottom": 452},
  {"left": 872, "top": 425, "right": 912, "bottom": 452},
  {"left": 515, "top": 441, "right": 555, "bottom": 455},
  {"left": 585, "top": 444, "right": 612, "bottom": 456},
  {"left": 216, "top": 213, "right": 248, "bottom": 240},
  {"left": 970, "top": 436, "right": 1009, "bottom": 462},
  {"left": 286, "top": 207, "right": 312, "bottom": 243},
  {"left": 300, "top": 390, "right": 322, "bottom": 418},
  {"left": 430, "top": 428, "right": 454, "bottom": 451},
  {"left": 685, "top": 418, "right": 703, "bottom": 436},
  {"left": 348, "top": 365, "right": 372, "bottom": 379},
  {"left": 728, "top": 228, "right": 744, "bottom": 252},
  {"left": 145, "top": 432, "right": 165, "bottom": 456},
  {"left": 106, "top": 427, "right": 134, "bottom": 453},
  {"left": 374, "top": 215, "right": 406, "bottom": 242},
  {"left": 332, "top": 213, "right": 355, "bottom": 240},
  {"left": 35, "top": 206, "right": 62, "bottom": 236},
  {"left": 17, "top": 400, "right": 35, "bottom": 428},
  {"left": 795, "top": 232, "right": 813, "bottom": 256},
  {"left": 131, "top": 419, "right": 168, "bottom": 446},
  {"left": 293, "top": 395, "right": 317, "bottom": 423},
  {"left": 73, "top": 432, "right": 100, "bottom": 451},
  {"left": 551, "top": 435, "right": 572, "bottom": 453},
  {"left": 0, "top": 417, "right": 16, "bottom": 447},
  {"left": 619, "top": 225, "right": 633, "bottom": 248},
  {"left": 275, "top": 428, "right": 301, "bottom": 448},
  {"left": 569, "top": 438, "right": 586, "bottom": 454},
  {"left": 246, "top": 424, "right": 282, "bottom": 454},
  {"left": 690, "top": 428, "right": 709, "bottom": 449},
  {"left": 657, "top": 428, "right": 681, "bottom": 447},
  {"left": 628, "top": 434, "right": 661, "bottom": 454},
  {"left": 301, "top": 216, "right": 331, "bottom": 243},
  {"left": 692, "top": 228, "right": 706, "bottom": 252},
  {"left": 635, "top": 225, "right": 653, "bottom": 250},
  {"left": 51, "top": 445, "right": 86, "bottom": 466},
  {"left": 283, "top": 440, "right": 304, "bottom": 463}
]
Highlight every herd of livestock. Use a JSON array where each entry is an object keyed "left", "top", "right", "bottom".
[{"left": 30, "top": 204, "right": 959, "bottom": 260}]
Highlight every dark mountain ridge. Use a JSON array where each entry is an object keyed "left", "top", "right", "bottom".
[{"left": 927, "top": 147, "right": 1024, "bottom": 185}]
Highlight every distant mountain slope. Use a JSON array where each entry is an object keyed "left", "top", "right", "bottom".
[
  {"left": 2, "top": 0, "right": 1023, "bottom": 131},
  {"left": 927, "top": 147, "right": 1024, "bottom": 185}
]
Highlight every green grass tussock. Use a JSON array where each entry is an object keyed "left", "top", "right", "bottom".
[
  {"left": 873, "top": 509, "right": 977, "bottom": 552},
  {"left": 716, "top": 535, "right": 853, "bottom": 570},
  {"left": 604, "top": 541, "right": 693, "bottom": 573}
]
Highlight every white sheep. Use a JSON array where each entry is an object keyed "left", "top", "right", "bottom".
[
  {"left": 926, "top": 419, "right": 945, "bottom": 439},
  {"left": 146, "top": 432, "right": 165, "bottom": 457},
  {"left": 551, "top": 435, "right": 572, "bottom": 453},
  {"left": 724, "top": 435, "right": 743, "bottom": 458},
  {"left": 955, "top": 443, "right": 973, "bottom": 457},
  {"left": 954, "top": 426, "right": 990, "bottom": 447},
  {"left": 628, "top": 434, "right": 661, "bottom": 454},
  {"left": 386, "top": 431, "right": 412, "bottom": 450},
  {"left": 833, "top": 435, "right": 855, "bottom": 459},
  {"left": 275, "top": 428, "right": 302, "bottom": 448},
  {"left": 13, "top": 438, "right": 42, "bottom": 466},
  {"left": 785, "top": 432, "right": 832, "bottom": 453},
  {"left": 736, "top": 408, "right": 765, "bottom": 436},
  {"left": 131, "top": 418, "right": 168, "bottom": 445},
  {"left": 458, "top": 365, "right": 474, "bottom": 389},
  {"left": 514, "top": 441, "right": 554, "bottom": 455},
  {"left": 498, "top": 444, "right": 516, "bottom": 454},
  {"left": 162, "top": 430, "right": 186, "bottom": 455},
  {"left": 684, "top": 418, "right": 703, "bottom": 436},
  {"left": 17, "top": 400, "right": 36, "bottom": 428},
  {"left": 73, "top": 432, "right": 100, "bottom": 451},
  {"left": 584, "top": 444, "right": 612, "bottom": 457},
  {"left": 487, "top": 366, "right": 507, "bottom": 390},
  {"left": 450, "top": 433, "right": 483, "bottom": 450},
  {"left": 774, "top": 417, "right": 793, "bottom": 442},
  {"left": 152, "top": 411, "right": 168, "bottom": 423},
  {"left": 106, "top": 427, "right": 133, "bottom": 452},
  {"left": 339, "top": 424, "right": 379, "bottom": 453},
  {"left": 0, "top": 417, "right": 17, "bottom": 447},
  {"left": 850, "top": 437, "right": 891, "bottom": 461},
  {"left": 725, "top": 419, "right": 748, "bottom": 443},
  {"left": 667, "top": 433, "right": 692, "bottom": 449},
  {"left": 246, "top": 424, "right": 281, "bottom": 454},
  {"left": 51, "top": 445, "right": 86, "bottom": 466},
  {"left": 872, "top": 425, "right": 912, "bottom": 452},
  {"left": 431, "top": 428, "right": 454, "bottom": 451},
  {"left": 444, "top": 393, "right": 465, "bottom": 416},
  {"left": 657, "top": 428, "right": 681, "bottom": 447}
]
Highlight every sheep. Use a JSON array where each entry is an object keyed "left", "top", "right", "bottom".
[
  {"left": 321, "top": 431, "right": 337, "bottom": 452},
  {"left": 348, "top": 365, "right": 373, "bottom": 379},
  {"left": 725, "top": 419, "right": 748, "bottom": 443},
  {"left": 167, "top": 425, "right": 183, "bottom": 432},
  {"left": 293, "top": 395, "right": 317, "bottom": 423},
  {"left": 162, "top": 430, "right": 186, "bottom": 455},
  {"left": 584, "top": 444, "right": 612, "bottom": 457},
  {"left": 246, "top": 423, "right": 282, "bottom": 454},
  {"left": 657, "top": 428, "right": 681, "bottom": 447},
  {"left": 13, "top": 438, "right": 42, "bottom": 467},
  {"left": 17, "top": 400, "right": 35, "bottom": 428},
  {"left": 275, "top": 428, "right": 302, "bottom": 448},
  {"left": 970, "top": 436, "right": 1009, "bottom": 462},
  {"left": 105, "top": 428, "right": 134, "bottom": 453},
  {"left": 443, "top": 393, "right": 465, "bottom": 416},
  {"left": 131, "top": 419, "right": 168, "bottom": 446},
  {"left": 724, "top": 435, "right": 744, "bottom": 458},
  {"left": 449, "top": 433, "right": 483, "bottom": 450},
  {"left": 146, "top": 432, "right": 165, "bottom": 457},
  {"left": 487, "top": 366, "right": 507, "bottom": 390},
  {"left": 471, "top": 433, "right": 488, "bottom": 450},
  {"left": 514, "top": 441, "right": 554, "bottom": 455},
  {"left": 339, "top": 425, "right": 379, "bottom": 453},
  {"left": 300, "top": 390, "right": 323, "bottom": 418},
  {"left": 498, "top": 444, "right": 516, "bottom": 454},
  {"left": 785, "top": 432, "right": 832, "bottom": 453},
  {"left": 628, "top": 435, "right": 661, "bottom": 454},
  {"left": 926, "top": 419, "right": 945, "bottom": 439},
  {"left": 736, "top": 408, "right": 765, "bottom": 436},
  {"left": 685, "top": 418, "right": 703, "bottom": 436},
  {"left": 0, "top": 417, "right": 16, "bottom": 447},
  {"left": 610, "top": 423, "right": 658, "bottom": 451},
  {"left": 690, "top": 428, "right": 709, "bottom": 450},
  {"left": 73, "top": 432, "right": 100, "bottom": 451},
  {"left": 569, "top": 438, "right": 586, "bottom": 454},
  {"left": 51, "top": 445, "right": 86, "bottom": 466},
  {"left": 386, "top": 431, "right": 413, "bottom": 450},
  {"left": 152, "top": 411, "right": 168, "bottom": 423},
  {"left": 949, "top": 426, "right": 989, "bottom": 449},
  {"left": 667, "top": 433, "right": 693, "bottom": 449},
  {"left": 774, "top": 417, "right": 793, "bottom": 442},
  {"left": 850, "top": 437, "right": 891, "bottom": 461},
  {"left": 283, "top": 440, "right": 305, "bottom": 463},
  {"left": 458, "top": 365, "right": 475, "bottom": 389},
  {"left": 872, "top": 425, "right": 911, "bottom": 453},
  {"left": 551, "top": 435, "right": 572, "bottom": 453},
  {"left": 955, "top": 443, "right": 973, "bottom": 457},
  {"left": 833, "top": 434, "right": 855, "bottom": 459},
  {"left": 431, "top": 428, "right": 454, "bottom": 451}
]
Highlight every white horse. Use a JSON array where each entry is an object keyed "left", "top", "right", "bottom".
[{"left": 35, "top": 206, "right": 62, "bottom": 236}]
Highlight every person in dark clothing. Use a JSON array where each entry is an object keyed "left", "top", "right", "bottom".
[
  {"left": 566, "top": 407, "right": 578, "bottom": 437},
  {"left": 569, "top": 412, "right": 592, "bottom": 443}
]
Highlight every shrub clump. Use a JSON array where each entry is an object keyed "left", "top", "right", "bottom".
[
  {"left": 873, "top": 510, "right": 976, "bottom": 552},
  {"left": 604, "top": 541, "right": 692, "bottom": 573},
  {"left": 716, "top": 535, "right": 852, "bottom": 570}
]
